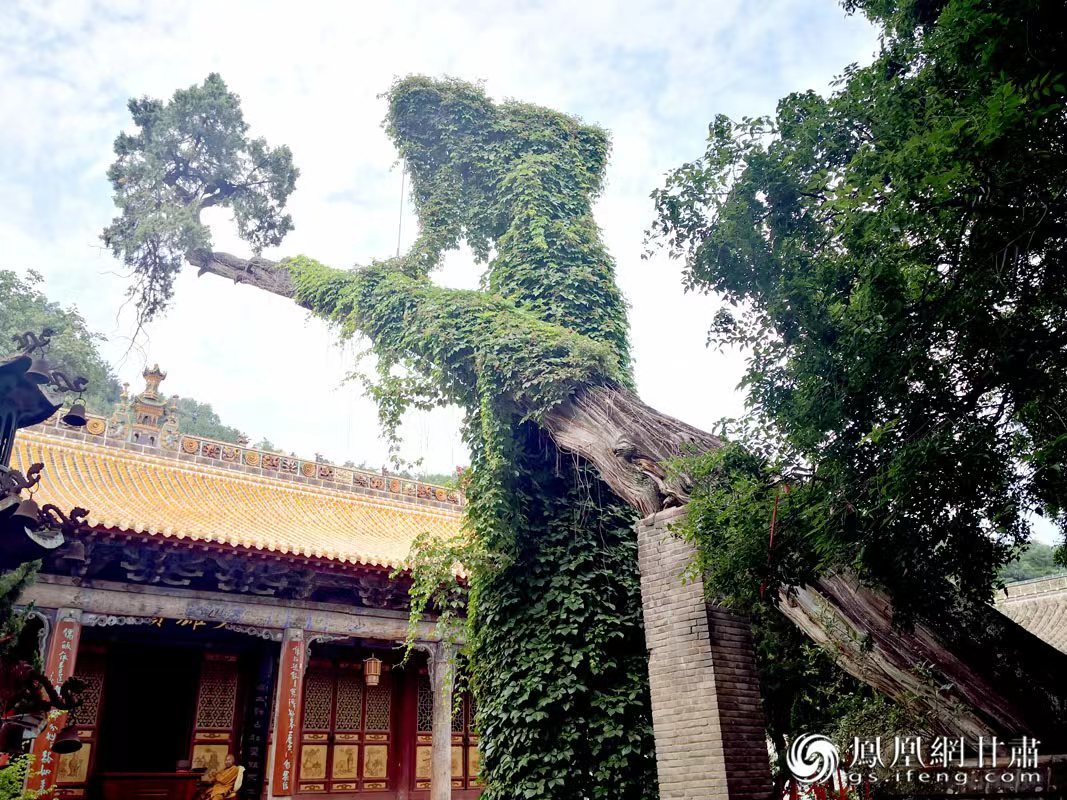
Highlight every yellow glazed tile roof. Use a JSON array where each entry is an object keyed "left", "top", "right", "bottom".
[
  {"left": 12, "top": 428, "right": 465, "bottom": 570},
  {"left": 996, "top": 575, "right": 1067, "bottom": 655}
]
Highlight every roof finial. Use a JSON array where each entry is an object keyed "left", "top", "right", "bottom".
[{"left": 142, "top": 364, "right": 167, "bottom": 399}]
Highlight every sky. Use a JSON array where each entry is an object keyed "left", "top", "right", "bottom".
[{"left": 0, "top": 0, "right": 882, "bottom": 476}]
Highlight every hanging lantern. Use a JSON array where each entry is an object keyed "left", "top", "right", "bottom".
[
  {"left": 61, "top": 401, "right": 87, "bottom": 428},
  {"left": 363, "top": 655, "right": 382, "bottom": 687},
  {"left": 51, "top": 725, "right": 83, "bottom": 754}
]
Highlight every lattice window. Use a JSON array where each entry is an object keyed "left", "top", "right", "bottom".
[
  {"left": 69, "top": 663, "right": 105, "bottom": 727},
  {"left": 468, "top": 693, "right": 478, "bottom": 733},
  {"left": 365, "top": 682, "right": 391, "bottom": 731},
  {"left": 302, "top": 669, "right": 334, "bottom": 730},
  {"left": 334, "top": 672, "right": 363, "bottom": 731},
  {"left": 416, "top": 674, "right": 433, "bottom": 732},
  {"left": 451, "top": 694, "right": 465, "bottom": 732},
  {"left": 195, "top": 659, "right": 238, "bottom": 729},
  {"left": 452, "top": 690, "right": 480, "bottom": 790}
]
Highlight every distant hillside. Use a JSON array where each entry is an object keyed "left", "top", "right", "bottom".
[
  {"left": 2, "top": 268, "right": 247, "bottom": 444},
  {"left": 1000, "top": 541, "right": 1067, "bottom": 583}
]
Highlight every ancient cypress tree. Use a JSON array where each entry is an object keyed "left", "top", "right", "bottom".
[
  {"left": 101, "top": 63, "right": 1067, "bottom": 795},
  {"left": 106, "top": 74, "right": 660, "bottom": 798}
]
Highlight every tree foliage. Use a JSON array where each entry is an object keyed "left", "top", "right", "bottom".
[
  {"left": 0, "top": 563, "right": 38, "bottom": 684},
  {"left": 0, "top": 268, "right": 246, "bottom": 441},
  {"left": 103, "top": 74, "right": 298, "bottom": 323},
  {"left": 173, "top": 396, "right": 244, "bottom": 443},
  {"left": 650, "top": 0, "right": 1067, "bottom": 622},
  {"left": 0, "top": 754, "right": 38, "bottom": 800},
  {"left": 998, "top": 541, "right": 1066, "bottom": 583},
  {"left": 0, "top": 269, "right": 121, "bottom": 414}
]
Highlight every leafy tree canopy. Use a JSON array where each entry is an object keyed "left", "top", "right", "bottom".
[
  {"left": 103, "top": 73, "right": 298, "bottom": 323},
  {"left": 999, "top": 541, "right": 1067, "bottom": 583},
  {"left": 649, "top": 0, "right": 1067, "bottom": 621},
  {"left": 0, "top": 269, "right": 121, "bottom": 413},
  {"left": 173, "top": 396, "right": 244, "bottom": 444}
]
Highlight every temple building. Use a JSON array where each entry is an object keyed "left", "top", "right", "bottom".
[{"left": 10, "top": 366, "right": 478, "bottom": 800}]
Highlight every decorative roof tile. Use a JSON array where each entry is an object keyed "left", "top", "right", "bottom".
[
  {"left": 13, "top": 428, "right": 465, "bottom": 571},
  {"left": 996, "top": 575, "right": 1067, "bottom": 654}
]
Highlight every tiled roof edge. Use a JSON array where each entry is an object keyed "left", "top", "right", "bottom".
[
  {"left": 996, "top": 573, "right": 1067, "bottom": 602},
  {"left": 25, "top": 412, "right": 465, "bottom": 513}
]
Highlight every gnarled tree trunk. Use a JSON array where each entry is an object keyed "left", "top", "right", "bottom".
[
  {"left": 786, "top": 576, "right": 1067, "bottom": 745},
  {"left": 188, "top": 248, "right": 1067, "bottom": 748}
]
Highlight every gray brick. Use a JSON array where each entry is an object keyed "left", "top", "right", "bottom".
[{"left": 638, "top": 508, "right": 773, "bottom": 800}]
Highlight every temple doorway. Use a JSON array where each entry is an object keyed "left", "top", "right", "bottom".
[
  {"left": 96, "top": 643, "right": 200, "bottom": 772},
  {"left": 68, "top": 620, "right": 279, "bottom": 800}
]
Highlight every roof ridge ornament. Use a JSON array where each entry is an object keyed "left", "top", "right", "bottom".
[
  {"left": 141, "top": 363, "right": 167, "bottom": 400},
  {"left": 22, "top": 360, "right": 464, "bottom": 506}
]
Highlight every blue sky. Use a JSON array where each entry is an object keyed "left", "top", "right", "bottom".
[{"left": 0, "top": 0, "right": 881, "bottom": 475}]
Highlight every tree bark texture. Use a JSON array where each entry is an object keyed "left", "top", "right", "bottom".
[
  {"left": 186, "top": 249, "right": 1067, "bottom": 748},
  {"left": 786, "top": 575, "right": 1067, "bottom": 747}
]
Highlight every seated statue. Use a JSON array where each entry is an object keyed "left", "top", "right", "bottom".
[{"left": 202, "top": 754, "right": 243, "bottom": 800}]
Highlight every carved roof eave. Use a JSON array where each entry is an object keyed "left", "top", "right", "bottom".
[{"left": 69, "top": 524, "right": 412, "bottom": 580}]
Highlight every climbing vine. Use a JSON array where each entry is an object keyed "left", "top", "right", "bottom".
[{"left": 281, "top": 80, "right": 657, "bottom": 798}]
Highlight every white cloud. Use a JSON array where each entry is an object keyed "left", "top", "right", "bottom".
[{"left": 0, "top": 0, "right": 879, "bottom": 474}]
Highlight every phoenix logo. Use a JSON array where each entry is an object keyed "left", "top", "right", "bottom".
[{"left": 786, "top": 734, "right": 839, "bottom": 785}]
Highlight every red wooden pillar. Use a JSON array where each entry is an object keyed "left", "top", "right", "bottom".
[
  {"left": 27, "top": 608, "right": 83, "bottom": 798},
  {"left": 269, "top": 628, "right": 305, "bottom": 800},
  {"left": 394, "top": 666, "right": 415, "bottom": 800}
]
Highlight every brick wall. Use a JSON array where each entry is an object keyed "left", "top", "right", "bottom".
[{"left": 637, "top": 507, "right": 773, "bottom": 800}]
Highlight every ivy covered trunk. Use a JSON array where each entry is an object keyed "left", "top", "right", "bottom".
[{"left": 468, "top": 422, "right": 656, "bottom": 799}]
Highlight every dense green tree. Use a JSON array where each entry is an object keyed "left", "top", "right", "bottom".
[
  {"left": 649, "top": 0, "right": 1067, "bottom": 608},
  {"left": 648, "top": 0, "right": 1067, "bottom": 749},
  {"left": 999, "top": 541, "right": 1067, "bottom": 583},
  {"left": 0, "top": 269, "right": 121, "bottom": 414},
  {"left": 173, "top": 396, "right": 244, "bottom": 443},
  {"left": 414, "top": 471, "right": 459, "bottom": 488},
  {"left": 0, "top": 753, "right": 35, "bottom": 800}
]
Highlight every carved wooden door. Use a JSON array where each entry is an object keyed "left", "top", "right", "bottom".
[
  {"left": 413, "top": 671, "right": 481, "bottom": 792},
  {"left": 298, "top": 658, "right": 393, "bottom": 793}
]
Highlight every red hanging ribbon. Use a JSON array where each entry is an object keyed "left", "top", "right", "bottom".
[{"left": 760, "top": 483, "right": 790, "bottom": 600}]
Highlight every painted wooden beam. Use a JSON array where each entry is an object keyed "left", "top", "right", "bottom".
[{"left": 22, "top": 576, "right": 458, "bottom": 643}]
